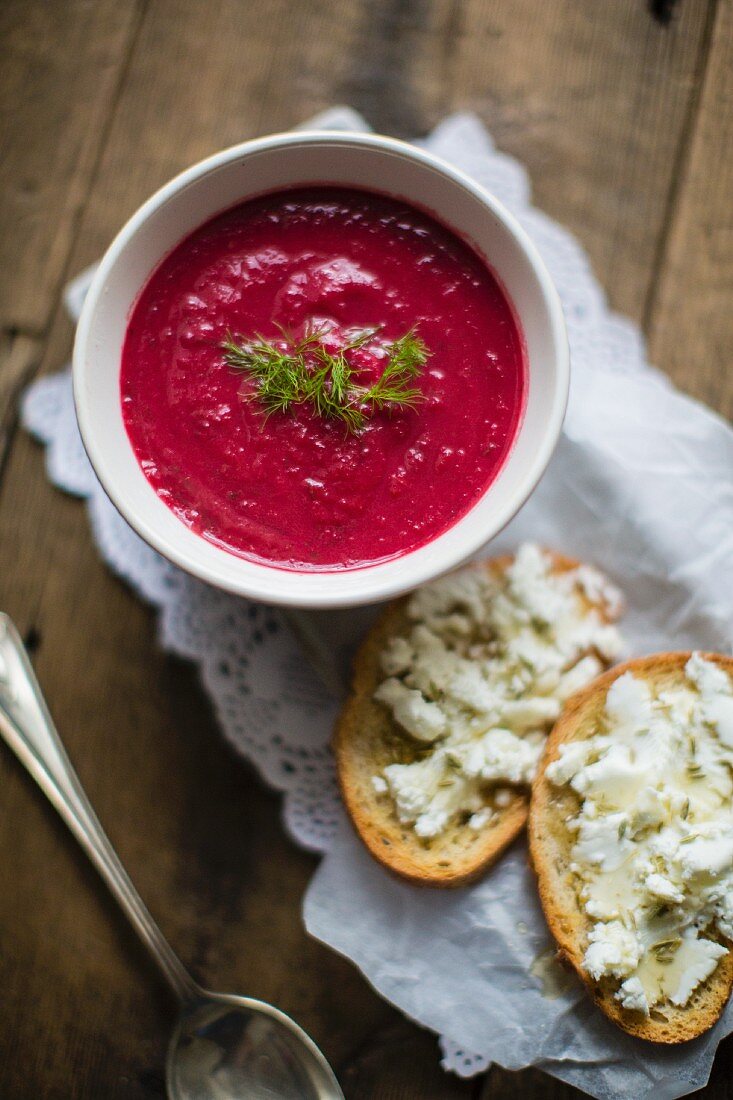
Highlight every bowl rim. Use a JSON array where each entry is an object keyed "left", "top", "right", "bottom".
[{"left": 73, "top": 128, "right": 569, "bottom": 609}]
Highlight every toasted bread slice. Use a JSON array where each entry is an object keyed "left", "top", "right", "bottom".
[
  {"left": 530, "top": 652, "right": 733, "bottom": 1042},
  {"left": 335, "top": 550, "right": 622, "bottom": 887}
]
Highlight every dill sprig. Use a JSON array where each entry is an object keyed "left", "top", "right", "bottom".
[{"left": 221, "top": 325, "right": 427, "bottom": 434}]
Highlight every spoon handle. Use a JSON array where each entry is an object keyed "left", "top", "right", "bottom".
[{"left": 0, "top": 614, "right": 200, "bottom": 1004}]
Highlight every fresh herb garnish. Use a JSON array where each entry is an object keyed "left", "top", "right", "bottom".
[
  {"left": 221, "top": 324, "right": 427, "bottom": 434},
  {"left": 652, "top": 937, "right": 682, "bottom": 964}
]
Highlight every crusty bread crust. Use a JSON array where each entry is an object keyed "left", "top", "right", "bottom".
[
  {"left": 334, "top": 551, "right": 620, "bottom": 888},
  {"left": 530, "top": 652, "right": 733, "bottom": 1042}
]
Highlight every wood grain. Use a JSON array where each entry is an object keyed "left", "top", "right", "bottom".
[
  {"left": 0, "top": 0, "right": 731, "bottom": 1097},
  {"left": 0, "top": 332, "right": 40, "bottom": 474},
  {"left": 647, "top": 0, "right": 733, "bottom": 420},
  {"left": 0, "top": 0, "right": 143, "bottom": 333},
  {"left": 340, "top": 1024, "right": 478, "bottom": 1098}
]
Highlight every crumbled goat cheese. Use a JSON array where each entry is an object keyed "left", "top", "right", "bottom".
[
  {"left": 548, "top": 655, "right": 733, "bottom": 1013},
  {"left": 383, "top": 750, "right": 483, "bottom": 840},
  {"left": 616, "top": 976, "right": 649, "bottom": 1015},
  {"left": 459, "top": 728, "right": 544, "bottom": 784},
  {"left": 373, "top": 678, "right": 447, "bottom": 742},
  {"left": 669, "top": 934, "right": 727, "bottom": 1007},
  {"left": 584, "top": 920, "right": 641, "bottom": 980},
  {"left": 573, "top": 813, "right": 633, "bottom": 871},
  {"left": 705, "top": 694, "right": 733, "bottom": 749},
  {"left": 642, "top": 872, "right": 684, "bottom": 904},
  {"left": 372, "top": 543, "right": 624, "bottom": 838}
]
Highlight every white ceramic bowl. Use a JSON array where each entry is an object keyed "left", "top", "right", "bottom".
[{"left": 73, "top": 131, "right": 568, "bottom": 609}]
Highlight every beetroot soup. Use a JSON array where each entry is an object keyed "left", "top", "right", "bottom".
[{"left": 120, "top": 187, "right": 526, "bottom": 570}]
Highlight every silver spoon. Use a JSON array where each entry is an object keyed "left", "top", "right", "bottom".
[{"left": 0, "top": 614, "right": 344, "bottom": 1100}]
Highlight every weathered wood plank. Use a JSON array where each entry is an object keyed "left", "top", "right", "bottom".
[
  {"left": 0, "top": 0, "right": 144, "bottom": 333},
  {"left": 0, "top": 332, "right": 40, "bottom": 474},
  {"left": 646, "top": 0, "right": 733, "bottom": 420},
  {"left": 34, "top": 0, "right": 365, "bottom": 284},
  {"left": 482, "top": 1065, "right": 581, "bottom": 1098},
  {"left": 340, "top": 1024, "right": 476, "bottom": 1098}
]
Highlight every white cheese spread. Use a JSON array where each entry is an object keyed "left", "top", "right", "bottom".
[
  {"left": 371, "top": 543, "right": 624, "bottom": 839},
  {"left": 547, "top": 654, "right": 733, "bottom": 1015}
]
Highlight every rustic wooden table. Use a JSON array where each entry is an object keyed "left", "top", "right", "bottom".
[{"left": 1, "top": 1, "right": 732, "bottom": 1096}]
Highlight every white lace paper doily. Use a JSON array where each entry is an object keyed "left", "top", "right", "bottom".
[{"left": 23, "top": 109, "right": 733, "bottom": 1095}]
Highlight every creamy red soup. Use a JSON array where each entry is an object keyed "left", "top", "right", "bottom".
[{"left": 121, "top": 187, "right": 526, "bottom": 570}]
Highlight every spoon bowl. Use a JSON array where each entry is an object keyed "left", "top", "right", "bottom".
[{"left": 168, "top": 995, "right": 343, "bottom": 1100}]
